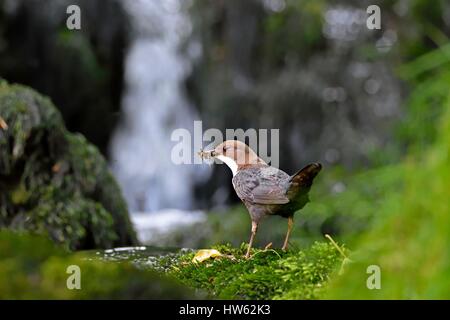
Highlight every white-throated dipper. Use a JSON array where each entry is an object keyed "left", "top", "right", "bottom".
[{"left": 199, "top": 140, "right": 322, "bottom": 258}]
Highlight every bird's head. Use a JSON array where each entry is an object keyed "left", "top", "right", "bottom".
[{"left": 199, "top": 140, "right": 266, "bottom": 176}]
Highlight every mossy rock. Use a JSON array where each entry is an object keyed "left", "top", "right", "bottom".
[
  {"left": 0, "top": 231, "right": 196, "bottom": 299},
  {"left": 0, "top": 81, "right": 137, "bottom": 249}
]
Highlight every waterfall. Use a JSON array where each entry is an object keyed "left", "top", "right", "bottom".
[{"left": 110, "top": 0, "right": 209, "bottom": 215}]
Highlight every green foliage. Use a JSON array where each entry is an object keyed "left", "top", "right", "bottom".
[
  {"left": 397, "top": 43, "right": 450, "bottom": 152},
  {"left": 0, "top": 82, "right": 137, "bottom": 249},
  {"left": 159, "top": 241, "right": 345, "bottom": 300},
  {"left": 324, "top": 49, "right": 450, "bottom": 299},
  {"left": 0, "top": 231, "right": 196, "bottom": 299}
]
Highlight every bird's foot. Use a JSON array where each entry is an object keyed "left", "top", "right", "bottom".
[
  {"left": 244, "top": 247, "right": 252, "bottom": 259},
  {"left": 264, "top": 242, "right": 273, "bottom": 250}
]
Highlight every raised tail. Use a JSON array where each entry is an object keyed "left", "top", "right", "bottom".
[{"left": 286, "top": 162, "right": 322, "bottom": 201}]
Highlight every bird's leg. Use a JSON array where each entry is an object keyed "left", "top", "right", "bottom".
[
  {"left": 245, "top": 221, "right": 258, "bottom": 258},
  {"left": 282, "top": 216, "right": 294, "bottom": 251}
]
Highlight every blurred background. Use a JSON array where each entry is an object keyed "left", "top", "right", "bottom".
[{"left": 0, "top": 0, "right": 449, "bottom": 250}]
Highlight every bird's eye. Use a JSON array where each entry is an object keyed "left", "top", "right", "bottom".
[{"left": 223, "top": 146, "right": 227, "bottom": 152}]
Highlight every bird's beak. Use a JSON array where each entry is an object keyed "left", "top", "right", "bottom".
[{"left": 198, "top": 149, "right": 216, "bottom": 160}]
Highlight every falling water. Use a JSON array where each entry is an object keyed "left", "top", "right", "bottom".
[{"left": 110, "top": 0, "right": 208, "bottom": 220}]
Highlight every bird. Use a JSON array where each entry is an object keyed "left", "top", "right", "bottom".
[{"left": 199, "top": 140, "right": 322, "bottom": 258}]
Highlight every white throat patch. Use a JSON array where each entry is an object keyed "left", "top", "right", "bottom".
[{"left": 216, "top": 155, "right": 238, "bottom": 176}]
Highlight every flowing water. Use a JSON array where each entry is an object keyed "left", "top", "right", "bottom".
[
  {"left": 111, "top": 0, "right": 208, "bottom": 212},
  {"left": 110, "top": 0, "right": 210, "bottom": 241}
]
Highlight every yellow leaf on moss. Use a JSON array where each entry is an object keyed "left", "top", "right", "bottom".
[{"left": 192, "top": 249, "right": 222, "bottom": 263}]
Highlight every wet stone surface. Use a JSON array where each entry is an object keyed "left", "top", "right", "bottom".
[{"left": 88, "top": 246, "right": 195, "bottom": 272}]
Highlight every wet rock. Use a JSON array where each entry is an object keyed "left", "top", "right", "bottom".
[{"left": 0, "top": 81, "right": 137, "bottom": 250}]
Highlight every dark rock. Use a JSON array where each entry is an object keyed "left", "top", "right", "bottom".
[{"left": 0, "top": 81, "right": 137, "bottom": 250}]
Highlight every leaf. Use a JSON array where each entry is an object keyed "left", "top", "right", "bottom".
[{"left": 192, "top": 249, "right": 222, "bottom": 264}]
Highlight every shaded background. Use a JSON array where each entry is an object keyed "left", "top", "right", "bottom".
[{"left": 0, "top": 0, "right": 449, "bottom": 246}]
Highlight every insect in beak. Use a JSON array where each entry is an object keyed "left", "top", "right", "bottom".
[{"left": 198, "top": 149, "right": 216, "bottom": 161}]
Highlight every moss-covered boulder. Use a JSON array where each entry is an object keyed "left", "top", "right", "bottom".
[{"left": 0, "top": 81, "right": 137, "bottom": 250}]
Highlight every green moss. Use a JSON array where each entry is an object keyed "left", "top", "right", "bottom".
[
  {"left": 0, "top": 82, "right": 136, "bottom": 249},
  {"left": 0, "top": 231, "right": 197, "bottom": 299},
  {"left": 156, "top": 241, "right": 346, "bottom": 300}
]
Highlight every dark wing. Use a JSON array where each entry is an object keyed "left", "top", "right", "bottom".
[{"left": 232, "top": 167, "right": 290, "bottom": 205}]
